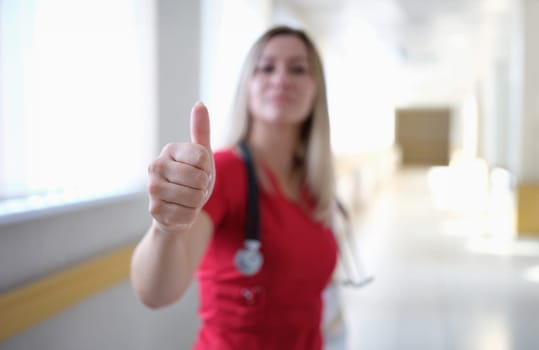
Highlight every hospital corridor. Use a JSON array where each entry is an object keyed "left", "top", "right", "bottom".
[
  {"left": 2, "top": 0, "right": 539, "bottom": 349},
  {"left": 340, "top": 164, "right": 539, "bottom": 349}
]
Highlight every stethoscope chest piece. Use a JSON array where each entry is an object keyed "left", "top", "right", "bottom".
[
  {"left": 235, "top": 239, "right": 263, "bottom": 276},
  {"left": 236, "top": 142, "right": 264, "bottom": 276}
]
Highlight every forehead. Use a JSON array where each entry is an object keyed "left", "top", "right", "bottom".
[{"left": 258, "top": 35, "right": 310, "bottom": 61}]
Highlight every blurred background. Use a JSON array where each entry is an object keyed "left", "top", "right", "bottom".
[{"left": 1, "top": 0, "right": 539, "bottom": 349}]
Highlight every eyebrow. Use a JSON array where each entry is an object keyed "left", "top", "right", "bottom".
[{"left": 257, "top": 55, "right": 309, "bottom": 63}]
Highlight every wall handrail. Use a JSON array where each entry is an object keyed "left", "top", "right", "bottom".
[{"left": 0, "top": 243, "right": 136, "bottom": 341}]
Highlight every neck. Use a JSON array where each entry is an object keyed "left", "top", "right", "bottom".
[
  {"left": 249, "top": 123, "right": 299, "bottom": 172},
  {"left": 247, "top": 121, "right": 302, "bottom": 198}
]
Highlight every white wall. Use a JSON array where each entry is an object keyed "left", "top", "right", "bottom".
[
  {"left": 200, "top": 0, "right": 272, "bottom": 148},
  {"left": 0, "top": 0, "right": 201, "bottom": 349}
]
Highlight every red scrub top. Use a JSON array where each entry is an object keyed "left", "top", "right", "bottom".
[{"left": 193, "top": 148, "right": 338, "bottom": 350}]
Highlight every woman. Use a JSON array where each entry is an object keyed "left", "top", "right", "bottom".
[{"left": 131, "top": 25, "right": 339, "bottom": 349}]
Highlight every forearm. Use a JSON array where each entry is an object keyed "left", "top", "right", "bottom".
[
  {"left": 130, "top": 213, "right": 212, "bottom": 308},
  {"left": 130, "top": 225, "right": 188, "bottom": 308},
  {"left": 132, "top": 102, "right": 214, "bottom": 308}
]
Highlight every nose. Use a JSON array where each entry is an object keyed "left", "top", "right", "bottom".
[{"left": 269, "top": 66, "right": 291, "bottom": 87}]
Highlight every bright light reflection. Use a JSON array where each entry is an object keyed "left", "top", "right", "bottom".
[
  {"left": 429, "top": 155, "right": 517, "bottom": 245},
  {"left": 474, "top": 314, "right": 512, "bottom": 350},
  {"left": 523, "top": 265, "right": 539, "bottom": 283},
  {"left": 466, "top": 238, "right": 539, "bottom": 257},
  {"left": 427, "top": 155, "right": 490, "bottom": 212}
]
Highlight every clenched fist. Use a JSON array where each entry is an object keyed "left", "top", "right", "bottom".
[{"left": 147, "top": 102, "right": 214, "bottom": 234}]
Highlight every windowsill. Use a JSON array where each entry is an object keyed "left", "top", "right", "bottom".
[{"left": 0, "top": 187, "right": 147, "bottom": 227}]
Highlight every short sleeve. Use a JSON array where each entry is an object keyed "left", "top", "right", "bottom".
[{"left": 202, "top": 148, "right": 247, "bottom": 229}]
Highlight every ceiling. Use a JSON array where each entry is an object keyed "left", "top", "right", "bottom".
[{"left": 272, "top": 0, "right": 513, "bottom": 106}]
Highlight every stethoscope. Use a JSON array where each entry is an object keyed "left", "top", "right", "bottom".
[
  {"left": 234, "top": 143, "right": 263, "bottom": 276},
  {"left": 234, "top": 142, "right": 374, "bottom": 288}
]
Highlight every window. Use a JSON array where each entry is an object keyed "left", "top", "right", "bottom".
[
  {"left": 200, "top": 0, "right": 269, "bottom": 148},
  {"left": 0, "top": 0, "right": 155, "bottom": 219}
]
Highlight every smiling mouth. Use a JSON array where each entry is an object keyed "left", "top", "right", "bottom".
[{"left": 270, "top": 95, "right": 291, "bottom": 104}]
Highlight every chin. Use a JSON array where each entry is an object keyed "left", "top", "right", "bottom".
[{"left": 262, "top": 108, "right": 308, "bottom": 124}]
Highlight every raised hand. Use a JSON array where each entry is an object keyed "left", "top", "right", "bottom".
[{"left": 147, "top": 102, "right": 214, "bottom": 234}]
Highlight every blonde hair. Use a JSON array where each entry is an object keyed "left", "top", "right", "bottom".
[{"left": 225, "top": 26, "right": 336, "bottom": 225}]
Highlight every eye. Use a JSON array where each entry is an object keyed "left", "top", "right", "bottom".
[
  {"left": 289, "top": 65, "right": 307, "bottom": 75},
  {"left": 255, "top": 64, "right": 274, "bottom": 74}
]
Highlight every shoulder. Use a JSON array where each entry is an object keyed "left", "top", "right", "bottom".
[
  {"left": 211, "top": 147, "right": 247, "bottom": 193},
  {"left": 213, "top": 147, "right": 243, "bottom": 169},
  {"left": 203, "top": 147, "right": 247, "bottom": 225},
  {"left": 213, "top": 147, "right": 246, "bottom": 180}
]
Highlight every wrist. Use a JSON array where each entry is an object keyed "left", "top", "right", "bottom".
[{"left": 152, "top": 220, "right": 192, "bottom": 239}]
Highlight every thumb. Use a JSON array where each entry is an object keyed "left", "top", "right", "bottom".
[{"left": 190, "top": 101, "right": 212, "bottom": 150}]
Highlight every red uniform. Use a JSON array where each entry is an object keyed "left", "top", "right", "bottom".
[{"left": 193, "top": 148, "right": 338, "bottom": 350}]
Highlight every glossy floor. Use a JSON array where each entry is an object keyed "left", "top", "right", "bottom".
[{"left": 340, "top": 166, "right": 539, "bottom": 350}]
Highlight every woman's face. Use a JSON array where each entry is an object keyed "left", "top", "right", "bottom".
[{"left": 248, "top": 35, "right": 317, "bottom": 127}]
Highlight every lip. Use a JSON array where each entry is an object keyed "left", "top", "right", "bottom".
[{"left": 269, "top": 94, "right": 291, "bottom": 105}]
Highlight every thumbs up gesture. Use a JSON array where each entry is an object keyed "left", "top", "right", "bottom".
[{"left": 147, "top": 102, "right": 215, "bottom": 234}]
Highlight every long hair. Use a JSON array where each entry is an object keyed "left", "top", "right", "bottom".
[{"left": 225, "top": 25, "right": 336, "bottom": 225}]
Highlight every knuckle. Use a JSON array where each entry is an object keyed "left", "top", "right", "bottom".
[
  {"left": 162, "top": 142, "right": 176, "bottom": 154},
  {"left": 188, "top": 190, "right": 205, "bottom": 208},
  {"left": 147, "top": 180, "right": 163, "bottom": 197},
  {"left": 194, "top": 170, "right": 210, "bottom": 188},
  {"left": 147, "top": 159, "right": 166, "bottom": 175},
  {"left": 191, "top": 146, "right": 210, "bottom": 166},
  {"left": 148, "top": 200, "right": 164, "bottom": 218},
  {"left": 196, "top": 190, "right": 207, "bottom": 206}
]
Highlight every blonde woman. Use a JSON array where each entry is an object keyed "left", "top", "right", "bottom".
[{"left": 131, "top": 26, "right": 340, "bottom": 349}]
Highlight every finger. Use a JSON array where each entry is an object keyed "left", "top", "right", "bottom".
[
  {"left": 190, "top": 101, "right": 211, "bottom": 151},
  {"left": 158, "top": 143, "right": 212, "bottom": 173},
  {"left": 148, "top": 181, "right": 206, "bottom": 209},
  {"left": 162, "top": 161, "right": 211, "bottom": 190},
  {"left": 149, "top": 199, "right": 198, "bottom": 230}
]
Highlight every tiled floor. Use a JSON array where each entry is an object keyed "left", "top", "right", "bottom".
[{"left": 340, "top": 166, "right": 539, "bottom": 350}]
